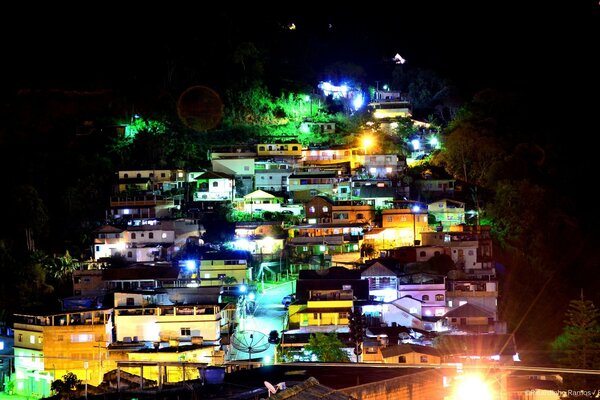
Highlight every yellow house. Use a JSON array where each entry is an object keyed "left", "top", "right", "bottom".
[
  {"left": 13, "top": 309, "right": 113, "bottom": 398},
  {"left": 288, "top": 289, "right": 353, "bottom": 328}
]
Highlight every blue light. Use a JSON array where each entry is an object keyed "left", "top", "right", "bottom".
[
  {"left": 352, "top": 93, "right": 364, "bottom": 111},
  {"left": 248, "top": 292, "right": 256, "bottom": 301},
  {"left": 240, "top": 285, "right": 247, "bottom": 293},
  {"left": 185, "top": 260, "right": 197, "bottom": 271},
  {"left": 411, "top": 139, "right": 420, "bottom": 150},
  {"left": 412, "top": 205, "right": 421, "bottom": 213}
]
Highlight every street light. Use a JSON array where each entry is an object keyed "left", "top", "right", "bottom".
[
  {"left": 362, "top": 135, "right": 374, "bottom": 155},
  {"left": 412, "top": 205, "right": 420, "bottom": 246}
]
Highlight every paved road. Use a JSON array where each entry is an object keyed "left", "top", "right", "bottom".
[{"left": 228, "top": 281, "right": 294, "bottom": 363}]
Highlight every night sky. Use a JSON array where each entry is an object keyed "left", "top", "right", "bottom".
[{"left": 2, "top": 2, "right": 596, "bottom": 98}]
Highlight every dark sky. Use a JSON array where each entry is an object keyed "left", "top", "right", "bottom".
[{"left": 1, "top": 3, "right": 596, "bottom": 98}]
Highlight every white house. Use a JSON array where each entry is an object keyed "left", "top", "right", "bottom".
[{"left": 192, "top": 171, "right": 235, "bottom": 201}]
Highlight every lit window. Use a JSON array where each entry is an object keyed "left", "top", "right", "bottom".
[
  {"left": 369, "top": 168, "right": 377, "bottom": 174},
  {"left": 309, "top": 206, "right": 315, "bottom": 213},
  {"left": 420, "top": 356, "right": 428, "bottom": 363},
  {"left": 204, "top": 273, "right": 210, "bottom": 279},
  {"left": 436, "top": 294, "right": 445, "bottom": 301},
  {"left": 0, "top": 342, "right": 3, "bottom": 350},
  {"left": 386, "top": 167, "right": 393, "bottom": 174},
  {"left": 162, "top": 233, "right": 167, "bottom": 239},
  {"left": 409, "top": 307, "right": 417, "bottom": 314},
  {"left": 459, "top": 301, "right": 467, "bottom": 306},
  {"left": 448, "top": 300, "right": 453, "bottom": 307},
  {"left": 322, "top": 206, "right": 328, "bottom": 212}
]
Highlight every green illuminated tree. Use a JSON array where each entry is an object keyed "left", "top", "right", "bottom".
[
  {"left": 552, "top": 293, "right": 600, "bottom": 393},
  {"left": 304, "top": 332, "right": 350, "bottom": 362}
]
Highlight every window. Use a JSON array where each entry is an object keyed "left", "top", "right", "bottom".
[
  {"left": 259, "top": 146, "right": 265, "bottom": 151},
  {"left": 420, "top": 355, "right": 428, "bottom": 363},
  {"left": 212, "top": 181, "right": 218, "bottom": 187},
  {"left": 181, "top": 328, "right": 191, "bottom": 336},
  {"left": 468, "top": 250, "right": 474, "bottom": 256},
  {"left": 137, "top": 173, "right": 142, "bottom": 178},
  {"left": 398, "top": 356, "right": 406, "bottom": 363},
  {"left": 409, "top": 307, "right": 417, "bottom": 314},
  {"left": 131, "top": 233, "right": 136, "bottom": 239},
  {"left": 18, "top": 334, "right": 22, "bottom": 342},
  {"left": 0, "top": 342, "right": 4, "bottom": 350},
  {"left": 356, "top": 213, "right": 364, "bottom": 219},
  {"left": 387, "top": 216, "right": 393, "bottom": 222},
  {"left": 422, "top": 295, "right": 429, "bottom": 301},
  {"left": 149, "top": 232, "right": 154, "bottom": 239},
  {"left": 322, "top": 206, "right": 329, "bottom": 212},
  {"left": 57, "top": 335, "right": 64, "bottom": 342},
  {"left": 124, "top": 173, "right": 129, "bottom": 178},
  {"left": 419, "top": 251, "right": 426, "bottom": 257},
  {"left": 162, "top": 233, "right": 167, "bottom": 239},
  {"left": 448, "top": 300, "right": 453, "bottom": 307},
  {"left": 149, "top": 173, "right": 154, "bottom": 177},
  {"left": 292, "top": 146, "right": 299, "bottom": 151},
  {"left": 366, "top": 346, "right": 377, "bottom": 354},
  {"left": 71, "top": 334, "right": 93, "bottom": 343},
  {"left": 127, "top": 251, "right": 133, "bottom": 258},
  {"left": 309, "top": 206, "right": 315, "bottom": 213},
  {"left": 435, "top": 294, "right": 445, "bottom": 301},
  {"left": 313, "top": 313, "right": 320, "bottom": 319},
  {"left": 244, "top": 166, "right": 250, "bottom": 171},
  {"left": 30, "top": 335, "right": 36, "bottom": 344},
  {"left": 38, "top": 337, "right": 43, "bottom": 344},
  {"left": 161, "top": 172, "right": 166, "bottom": 178},
  {"left": 95, "top": 245, "right": 100, "bottom": 252},
  {"left": 126, "top": 297, "right": 135, "bottom": 306}
]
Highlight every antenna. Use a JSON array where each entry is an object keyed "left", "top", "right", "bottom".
[{"left": 264, "top": 381, "right": 278, "bottom": 396}]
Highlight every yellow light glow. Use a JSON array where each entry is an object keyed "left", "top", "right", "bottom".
[
  {"left": 453, "top": 374, "right": 494, "bottom": 400},
  {"left": 362, "top": 136, "right": 373, "bottom": 149}
]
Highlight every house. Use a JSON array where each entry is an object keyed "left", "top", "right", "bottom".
[
  {"left": 238, "top": 190, "right": 285, "bottom": 214},
  {"left": 302, "top": 146, "right": 359, "bottom": 169},
  {"left": 287, "top": 172, "right": 338, "bottom": 199},
  {"left": 398, "top": 273, "right": 447, "bottom": 319},
  {"left": 434, "top": 333, "right": 518, "bottom": 364},
  {"left": 113, "top": 293, "right": 221, "bottom": 345},
  {"left": 446, "top": 279, "right": 499, "bottom": 321},
  {"left": 380, "top": 343, "right": 441, "bottom": 365},
  {"left": 295, "top": 267, "right": 370, "bottom": 302},
  {"left": 257, "top": 142, "right": 303, "bottom": 158},
  {"left": 109, "top": 195, "right": 175, "bottom": 220},
  {"left": 192, "top": 171, "right": 235, "bottom": 201},
  {"left": 421, "top": 225, "right": 494, "bottom": 273},
  {"left": 93, "top": 225, "right": 125, "bottom": 260},
  {"left": 361, "top": 261, "right": 399, "bottom": 302},
  {"left": 427, "top": 198, "right": 465, "bottom": 229},
  {"left": 254, "top": 160, "right": 294, "bottom": 192},
  {"left": 362, "top": 154, "right": 404, "bottom": 178},
  {"left": 211, "top": 158, "right": 254, "bottom": 196},
  {"left": 415, "top": 178, "right": 456, "bottom": 196},
  {"left": 443, "top": 303, "right": 496, "bottom": 333},
  {"left": 12, "top": 309, "right": 113, "bottom": 396},
  {"left": 287, "top": 288, "right": 353, "bottom": 329},
  {"left": 365, "top": 201, "right": 429, "bottom": 249},
  {"left": 199, "top": 250, "right": 252, "bottom": 285}
]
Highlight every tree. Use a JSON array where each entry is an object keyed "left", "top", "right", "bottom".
[
  {"left": 51, "top": 372, "right": 81, "bottom": 399},
  {"left": 304, "top": 332, "right": 350, "bottom": 362},
  {"left": 553, "top": 293, "right": 600, "bottom": 369},
  {"left": 552, "top": 293, "right": 600, "bottom": 393}
]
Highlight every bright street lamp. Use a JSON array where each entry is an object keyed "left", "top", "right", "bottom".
[{"left": 362, "top": 136, "right": 374, "bottom": 155}]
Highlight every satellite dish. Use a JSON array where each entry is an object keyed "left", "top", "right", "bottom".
[
  {"left": 231, "top": 330, "right": 270, "bottom": 363},
  {"left": 176, "top": 85, "right": 224, "bottom": 131},
  {"left": 264, "top": 381, "right": 278, "bottom": 396}
]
